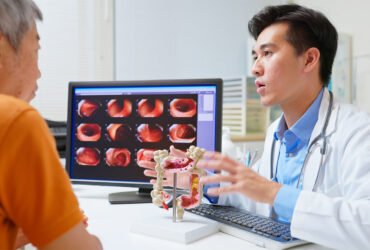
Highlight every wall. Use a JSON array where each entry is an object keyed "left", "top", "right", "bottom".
[
  {"left": 115, "top": 0, "right": 286, "bottom": 80},
  {"left": 31, "top": 1, "right": 370, "bottom": 120},
  {"left": 31, "top": 0, "right": 114, "bottom": 121},
  {"left": 294, "top": 0, "right": 370, "bottom": 112}
]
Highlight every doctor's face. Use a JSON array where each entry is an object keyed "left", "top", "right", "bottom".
[
  {"left": 0, "top": 23, "right": 41, "bottom": 102},
  {"left": 251, "top": 22, "right": 307, "bottom": 107}
]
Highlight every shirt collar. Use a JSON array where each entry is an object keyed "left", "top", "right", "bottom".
[
  {"left": 274, "top": 115, "right": 287, "bottom": 141},
  {"left": 274, "top": 88, "right": 324, "bottom": 144}
]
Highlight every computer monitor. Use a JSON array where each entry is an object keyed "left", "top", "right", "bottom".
[{"left": 65, "top": 79, "right": 222, "bottom": 204}]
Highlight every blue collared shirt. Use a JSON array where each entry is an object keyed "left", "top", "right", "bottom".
[{"left": 273, "top": 89, "right": 324, "bottom": 222}]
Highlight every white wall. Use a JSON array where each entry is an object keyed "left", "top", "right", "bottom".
[
  {"left": 294, "top": 0, "right": 370, "bottom": 112},
  {"left": 31, "top": 0, "right": 114, "bottom": 121},
  {"left": 32, "top": 0, "right": 370, "bottom": 120},
  {"left": 115, "top": 0, "right": 286, "bottom": 80}
]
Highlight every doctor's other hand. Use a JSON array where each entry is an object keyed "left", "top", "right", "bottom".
[
  {"left": 138, "top": 146, "right": 190, "bottom": 189},
  {"left": 198, "top": 151, "right": 282, "bottom": 205}
]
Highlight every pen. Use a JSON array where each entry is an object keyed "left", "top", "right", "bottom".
[
  {"left": 245, "top": 150, "right": 250, "bottom": 166},
  {"left": 246, "top": 149, "right": 258, "bottom": 167}
]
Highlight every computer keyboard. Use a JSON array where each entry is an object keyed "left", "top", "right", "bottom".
[
  {"left": 45, "top": 119, "right": 67, "bottom": 157},
  {"left": 188, "top": 203, "right": 306, "bottom": 250}
]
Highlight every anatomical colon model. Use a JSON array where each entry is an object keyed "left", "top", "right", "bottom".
[{"left": 151, "top": 145, "right": 205, "bottom": 221}]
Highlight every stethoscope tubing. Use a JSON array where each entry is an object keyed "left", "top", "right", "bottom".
[{"left": 270, "top": 90, "right": 334, "bottom": 189}]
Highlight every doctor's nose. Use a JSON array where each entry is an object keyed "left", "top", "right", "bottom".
[{"left": 251, "top": 59, "right": 263, "bottom": 77}]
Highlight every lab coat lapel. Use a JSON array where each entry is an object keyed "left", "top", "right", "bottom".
[
  {"left": 261, "top": 123, "right": 280, "bottom": 180},
  {"left": 303, "top": 89, "right": 338, "bottom": 191},
  {"left": 254, "top": 125, "right": 279, "bottom": 218},
  {"left": 302, "top": 145, "right": 322, "bottom": 191}
]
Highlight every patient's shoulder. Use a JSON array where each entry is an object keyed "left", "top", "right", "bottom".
[
  {"left": 0, "top": 94, "right": 34, "bottom": 118},
  {"left": 0, "top": 94, "right": 42, "bottom": 139}
]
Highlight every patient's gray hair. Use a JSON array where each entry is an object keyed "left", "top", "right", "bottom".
[{"left": 0, "top": 0, "right": 42, "bottom": 51}]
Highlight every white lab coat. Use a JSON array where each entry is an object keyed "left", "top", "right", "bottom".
[{"left": 218, "top": 89, "right": 370, "bottom": 250}]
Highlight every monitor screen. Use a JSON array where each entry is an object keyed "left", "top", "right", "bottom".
[{"left": 65, "top": 79, "right": 222, "bottom": 204}]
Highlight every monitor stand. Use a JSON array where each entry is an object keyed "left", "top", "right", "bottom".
[{"left": 108, "top": 187, "right": 152, "bottom": 204}]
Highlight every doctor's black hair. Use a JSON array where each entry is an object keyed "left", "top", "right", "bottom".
[{"left": 248, "top": 4, "right": 338, "bottom": 87}]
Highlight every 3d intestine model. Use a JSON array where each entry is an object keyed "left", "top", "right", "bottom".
[{"left": 151, "top": 145, "right": 205, "bottom": 221}]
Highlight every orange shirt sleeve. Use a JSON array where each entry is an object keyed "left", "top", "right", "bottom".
[{"left": 0, "top": 108, "right": 84, "bottom": 247}]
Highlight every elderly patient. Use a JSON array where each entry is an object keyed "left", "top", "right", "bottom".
[{"left": 0, "top": 0, "right": 102, "bottom": 249}]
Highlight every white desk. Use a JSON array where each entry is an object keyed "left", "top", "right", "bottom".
[{"left": 73, "top": 185, "right": 331, "bottom": 250}]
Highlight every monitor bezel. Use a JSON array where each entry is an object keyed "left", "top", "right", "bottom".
[{"left": 65, "top": 78, "right": 223, "bottom": 188}]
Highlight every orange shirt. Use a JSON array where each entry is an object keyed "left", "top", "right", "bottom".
[{"left": 0, "top": 95, "right": 83, "bottom": 249}]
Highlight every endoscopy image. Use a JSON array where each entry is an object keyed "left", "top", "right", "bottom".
[
  {"left": 77, "top": 99, "right": 100, "bottom": 118},
  {"left": 138, "top": 99, "right": 164, "bottom": 117},
  {"left": 105, "top": 148, "right": 131, "bottom": 167},
  {"left": 136, "top": 148, "right": 156, "bottom": 167},
  {"left": 76, "top": 123, "right": 101, "bottom": 142},
  {"left": 137, "top": 124, "right": 163, "bottom": 142},
  {"left": 75, "top": 147, "right": 101, "bottom": 166},
  {"left": 169, "top": 124, "right": 196, "bottom": 143},
  {"left": 106, "top": 124, "right": 132, "bottom": 143},
  {"left": 107, "top": 99, "right": 132, "bottom": 117},
  {"left": 169, "top": 98, "right": 197, "bottom": 117}
]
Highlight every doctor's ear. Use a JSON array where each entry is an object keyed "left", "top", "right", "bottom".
[{"left": 303, "top": 47, "right": 320, "bottom": 72}]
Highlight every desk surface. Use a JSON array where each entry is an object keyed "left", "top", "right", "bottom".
[{"left": 74, "top": 185, "right": 330, "bottom": 250}]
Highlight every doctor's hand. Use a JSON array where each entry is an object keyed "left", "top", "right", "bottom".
[
  {"left": 198, "top": 151, "right": 282, "bottom": 205},
  {"left": 138, "top": 146, "right": 191, "bottom": 189}
]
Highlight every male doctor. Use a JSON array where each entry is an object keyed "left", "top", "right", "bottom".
[{"left": 197, "top": 4, "right": 370, "bottom": 250}]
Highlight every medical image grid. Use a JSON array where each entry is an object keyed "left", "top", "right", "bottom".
[{"left": 71, "top": 94, "right": 197, "bottom": 182}]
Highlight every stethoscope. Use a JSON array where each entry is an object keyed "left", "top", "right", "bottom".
[{"left": 270, "top": 91, "right": 333, "bottom": 189}]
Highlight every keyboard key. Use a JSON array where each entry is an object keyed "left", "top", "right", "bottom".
[{"left": 187, "top": 203, "right": 298, "bottom": 243}]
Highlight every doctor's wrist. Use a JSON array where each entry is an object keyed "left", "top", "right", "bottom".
[{"left": 266, "top": 182, "right": 282, "bottom": 205}]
